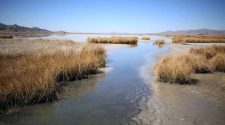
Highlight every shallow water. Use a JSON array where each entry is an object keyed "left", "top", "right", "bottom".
[{"left": 0, "top": 35, "right": 170, "bottom": 125}]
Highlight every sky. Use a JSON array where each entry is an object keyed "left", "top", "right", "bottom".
[{"left": 0, "top": 0, "right": 225, "bottom": 33}]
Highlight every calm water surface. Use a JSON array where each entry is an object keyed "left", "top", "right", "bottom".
[{"left": 0, "top": 35, "right": 170, "bottom": 125}]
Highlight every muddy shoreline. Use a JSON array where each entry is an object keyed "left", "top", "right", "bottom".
[{"left": 135, "top": 43, "right": 225, "bottom": 125}]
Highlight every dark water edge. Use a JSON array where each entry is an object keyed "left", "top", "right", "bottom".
[{"left": 0, "top": 36, "right": 170, "bottom": 125}]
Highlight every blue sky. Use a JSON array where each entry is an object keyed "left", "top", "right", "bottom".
[{"left": 0, "top": 0, "right": 225, "bottom": 33}]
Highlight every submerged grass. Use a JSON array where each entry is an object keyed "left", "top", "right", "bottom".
[
  {"left": 154, "top": 45, "right": 225, "bottom": 84},
  {"left": 142, "top": 37, "right": 150, "bottom": 40},
  {"left": 0, "top": 39, "right": 106, "bottom": 112},
  {"left": 87, "top": 36, "right": 138, "bottom": 44}
]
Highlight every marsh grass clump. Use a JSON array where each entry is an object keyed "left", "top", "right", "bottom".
[
  {"left": 154, "top": 45, "right": 225, "bottom": 84},
  {"left": 189, "top": 47, "right": 216, "bottom": 59},
  {"left": 172, "top": 35, "right": 225, "bottom": 43},
  {"left": 0, "top": 34, "right": 13, "bottom": 39},
  {"left": 154, "top": 55, "right": 193, "bottom": 84},
  {"left": 188, "top": 54, "right": 211, "bottom": 73},
  {"left": 0, "top": 39, "right": 106, "bottom": 112},
  {"left": 142, "top": 37, "right": 150, "bottom": 40},
  {"left": 189, "top": 45, "right": 225, "bottom": 59},
  {"left": 155, "top": 39, "right": 165, "bottom": 45},
  {"left": 87, "top": 37, "right": 138, "bottom": 44},
  {"left": 210, "top": 54, "right": 225, "bottom": 72}
]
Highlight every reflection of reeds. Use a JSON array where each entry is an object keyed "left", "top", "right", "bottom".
[
  {"left": 63, "top": 78, "right": 101, "bottom": 98},
  {"left": 154, "top": 45, "right": 225, "bottom": 84},
  {"left": 172, "top": 35, "right": 225, "bottom": 43},
  {"left": 0, "top": 39, "right": 106, "bottom": 112},
  {"left": 87, "top": 37, "right": 138, "bottom": 44},
  {"left": 142, "top": 37, "right": 150, "bottom": 40}
]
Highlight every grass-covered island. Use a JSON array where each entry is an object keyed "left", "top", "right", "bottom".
[{"left": 87, "top": 36, "right": 138, "bottom": 44}]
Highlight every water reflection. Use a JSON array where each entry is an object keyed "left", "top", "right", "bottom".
[
  {"left": 61, "top": 74, "right": 105, "bottom": 99},
  {"left": 129, "top": 44, "right": 138, "bottom": 48}
]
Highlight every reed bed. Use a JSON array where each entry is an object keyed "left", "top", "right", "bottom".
[
  {"left": 0, "top": 39, "right": 106, "bottom": 112},
  {"left": 0, "top": 34, "right": 13, "bottom": 39},
  {"left": 172, "top": 35, "right": 225, "bottom": 43},
  {"left": 154, "top": 45, "right": 225, "bottom": 84},
  {"left": 155, "top": 39, "right": 165, "bottom": 45},
  {"left": 141, "top": 37, "right": 150, "bottom": 40},
  {"left": 87, "top": 37, "right": 138, "bottom": 44}
]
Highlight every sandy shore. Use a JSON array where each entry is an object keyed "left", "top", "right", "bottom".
[{"left": 134, "top": 43, "right": 225, "bottom": 125}]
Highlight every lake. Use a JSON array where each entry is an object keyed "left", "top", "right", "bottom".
[{"left": 0, "top": 34, "right": 171, "bottom": 125}]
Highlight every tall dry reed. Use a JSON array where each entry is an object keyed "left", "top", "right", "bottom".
[{"left": 0, "top": 39, "right": 106, "bottom": 112}]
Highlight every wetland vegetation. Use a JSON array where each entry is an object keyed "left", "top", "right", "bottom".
[
  {"left": 87, "top": 36, "right": 138, "bottom": 44},
  {"left": 0, "top": 39, "right": 106, "bottom": 112},
  {"left": 154, "top": 45, "right": 225, "bottom": 84}
]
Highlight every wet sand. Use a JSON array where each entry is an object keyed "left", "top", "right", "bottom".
[{"left": 134, "top": 43, "right": 225, "bottom": 125}]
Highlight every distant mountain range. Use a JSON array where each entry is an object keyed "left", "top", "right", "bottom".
[
  {"left": 1, "top": 23, "right": 225, "bottom": 36},
  {"left": 0, "top": 23, "right": 53, "bottom": 34},
  {"left": 159, "top": 28, "right": 225, "bottom": 35}
]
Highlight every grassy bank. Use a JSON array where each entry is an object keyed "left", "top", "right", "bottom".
[
  {"left": 0, "top": 39, "right": 106, "bottom": 112},
  {"left": 87, "top": 36, "right": 138, "bottom": 44},
  {"left": 172, "top": 35, "right": 225, "bottom": 43},
  {"left": 154, "top": 45, "right": 225, "bottom": 84}
]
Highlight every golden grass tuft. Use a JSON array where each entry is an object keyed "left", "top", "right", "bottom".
[
  {"left": 87, "top": 36, "right": 138, "bottom": 44},
  {"left": 189, "top": 45, "right": 225, "bottom": 59},
  {"left": 210, "top": 54, "right": 225, "bottom": 72},
  {"left": 0, "top": 39, "right": 106, "bottom": 112},
  {"left": 142, "top": 37, "right": 150, "bottom": 40},
  {"left": 154, "top": 45, "right": 225, "bottom": 84},
  {"left": 190, "top": 54, "right": 210, "bottom": 73},
  {"left": 154, "top": 39, "right": 165, "bottom": 45},
  {"left": 154, "top": 55, "right": 193, "bottom": 84}
]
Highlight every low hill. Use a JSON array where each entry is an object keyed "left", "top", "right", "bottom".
[{"left": 0, "top": 23, "right": 52, "bottom": 34}]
